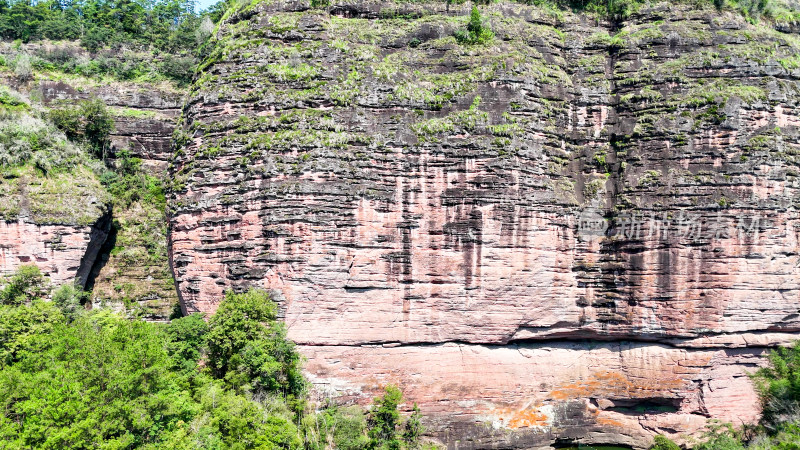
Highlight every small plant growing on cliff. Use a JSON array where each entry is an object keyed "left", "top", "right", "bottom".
[
  {"left": 454, "top": 7, "right": 494, "bottom": 45},
  {"left": 367, "top": 385, "right": 404, "bottom": 448},
  {"left": 13, "top": 54, "right": 32, "bottom": 82},
  {"left": 402, "top": 403, "right": 424, "bottom": 448},
  {"left": 649, "top": 435, "right": 680, "bottom": 450}
]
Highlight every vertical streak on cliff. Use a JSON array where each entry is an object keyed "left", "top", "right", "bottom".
[{"left": 171, "top": 1, "right": 800, "bottom": 446}]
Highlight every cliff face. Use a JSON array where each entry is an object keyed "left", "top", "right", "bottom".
[
  {"left": 171, "top": 1, "right": 800, "bottom": 446},
  {"left": 0, "top": 42, "right": 183, "bottom": 318},
  {"left": 40, "top": 78, "right": 184, "bottom": 319},
  {"left": 0, "top": 211, "right": 110, "bottom": 288},
  {"left": 40, "top": 78, "right": 183, "bottom": 172}
]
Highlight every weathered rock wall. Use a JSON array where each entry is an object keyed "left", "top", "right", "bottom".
[
  {"left": 0, "top": 44, "right": 184, "bottom": 317},
  {"left": 39, "top": 78, "right": 182, "bottom": 172},
  {"left": 0, "top": 216, "right": 110, "bottom": 287},
  {"left": 170, "top": 1, "right": 800, "bottom": 446}
]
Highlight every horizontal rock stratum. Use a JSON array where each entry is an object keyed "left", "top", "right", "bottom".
[{"left": 169, "top": 0, "right": 800, "bottom": 447}]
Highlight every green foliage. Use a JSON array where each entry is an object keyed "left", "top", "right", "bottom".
[
  {"left": 0, "top": 85, "right": 26, "bottom": 111},
  {"left": 403, "top": 403, "right": 424, "bottom": 448},
  {"left": 165, "top": 313, "right": 209, "bottom": 373},
  {"left": 0, "top": 0, "right": 219, "bottom": 83},
  {"left": 51, "top": 282, "right": 89, "bottom": 318},
  {"left": 650, "top": 435, "right": 681, "bottom": 450},
  {"left": 303, "top": 385, "right": 430, "bottom": 450},
  {"left": 303, "top": 404, "right": 370, "bottom": 450},
  {"left": 368, "top": 385, "right": 404, "bottom": 449},
  {"left": 48, "top": 98, "right": 114, "bottom": 159},
  {"left": 160, "top": 55, "right": 198, "bottom": 84},
  {"left": 12, "top": 52, "right": 30, "bottom": 81},
  {"left": 0, "top": 280, "right": 435, "bottom": 448},
  {"left": 100, "top": 148, "right": 166, "bottom": 210},
  {"left": 0, "top": 287, "right": 307, "bottom": 448},
  {"left": 694, "top": 422, "right": 747, "bottom": 450},
  {"left": 206, "top": 289, "right": 306, "bottom": 400},
  {"left": 0, "top": 0, "right": 209, "bottom": 54},
  {"left": 0, "top": 298, "right": 63, "bottom": 366},
  {"left": 519, "top": 0, "right": 771, "bottom": 21},
  {"left": 727, "top": 0, "right": 772, "bottom": 22},
  {"left": 754, "top": 341, "right": 800, "bottom": 430},
  {"left": 0, "top": 108, "right": 90, "bottom": 175},
  {"left": 454, "top": 7, "right": 494, "bottom": 45},
  {"left": 0, "top": 265, "right": 45, "bottom": 306}
]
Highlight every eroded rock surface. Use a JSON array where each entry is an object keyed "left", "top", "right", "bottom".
[
  {"left": 0, "top": 208, "right": 110, "bottom": 288},
  {"left": 39, "top": 78, "right": 183, "bottom": 172},
  {"left": 170, "top": 1, "right": 800, "bottom": 446}
]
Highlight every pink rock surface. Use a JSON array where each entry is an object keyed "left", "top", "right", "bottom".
[
  {"left": 169, "top": 1, "right": 800, "bottom": 446},
  {"left": 301, "top": 342, "right": 764, "bottom": 448},
  {"left": 0, "top": 219, "right": 108, "bottom": 286}
]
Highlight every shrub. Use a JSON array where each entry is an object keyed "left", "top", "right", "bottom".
[
  {"left": 754, "top": 341, "right": 800, "bottom": 430},
  {"left": 693, "top": 424, "right": 747, "bottom": 450},
  {"left": 160, "top": 55, "right": 197, "bottom": 85},
  {"left": 0, "top": 111, "right": 87, "bottom": 174},
  {"left": 303, "top": 404, "right": 370, "bottom": 450},
  {"left": 367, "top": 385, "right": 404, "bottom": 449},
  {"left": 0, "top": 265, "right": 46, "bottom": 306},
  {"left": 51, "top": 283, "right": 88, "bottom": 318},
  {"left": 81, "top": 27, "right": 112, "bottom": 52},
  {"left": 403, "top": 403, "right": 424, "bottom": 448},
  {"left": 48, "top": 98, "right": 114, "bottom": 158},
  {"left": 650, "top": 435, "right": 681, "bottom": 450},
  {"left": 13, "top": 53, "right": 32, "bottom": 81},
  {"left": 454, "top": 7, "right": 494, "bottom": 45}
]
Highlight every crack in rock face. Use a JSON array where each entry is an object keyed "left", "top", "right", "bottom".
[{"left": 169, "top": 1, "right": 800, "bottom": 447}]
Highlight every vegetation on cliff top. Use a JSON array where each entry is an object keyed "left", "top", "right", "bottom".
[
  {"left": 0, "top": 87, "right": 110, "bottom": 225},
  {"left": 0, "top": 0, "right": 222, "bottom": 84},
  {"left": 0, "top": 76, "right": 177, "bottom": 315}
]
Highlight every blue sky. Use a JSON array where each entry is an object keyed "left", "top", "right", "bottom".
[{"left": 196, "top": 0, "right": 219, "bottom": 12}]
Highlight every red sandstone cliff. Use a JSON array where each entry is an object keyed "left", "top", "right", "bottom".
[{"left": 163, "top": 0, "right": 800, "bottom": 446}]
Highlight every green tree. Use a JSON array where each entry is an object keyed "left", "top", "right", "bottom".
[
  {"left": 367, "top": 385, "right": 404, "bottom": 449},
  {"left": 206, "top": 289, "right": 306, "bottom": 400},
  {"left": 402, "top": 403, "right": 424, "bottom": 449},
  {"left": 454, "top": 6, "right": 494, "bottom": 45},
  {"left": 0, "top": 299, "right": 63, "bottom": 366},
  {"left": 0, "top": 265, "right": 46, "bottom": 305},
  {"left": 165, "top": 312, "right": 209, "bottom": 373}
]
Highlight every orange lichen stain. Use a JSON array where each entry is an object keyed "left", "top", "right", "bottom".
[
  {"left": 588, "top": 407, "right": 625, "bottom": 428},
  {"left": 492, "top": 406, "right": 550, "bottom": 429},
  {"left": 508, "top": 409, "right": 549, "bottom": 428},
  {"left": 550, "top": 370, "right": 685, "bottom": 401},
  {"left": 595, "top": 415, "right": 625, "bottom": 428}
]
